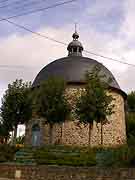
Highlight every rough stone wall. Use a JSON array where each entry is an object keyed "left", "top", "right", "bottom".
[
  {"left": 25, "top": 86, "right": 127, "bottom": 147},
  {"left": 0, "top": 165, "right": 135, "bottom": 180},
  {"left": 62, "top": 87, "right": 127, "bottom": 147},
  {"left": 25, "top": 117, "right": 62, "bottom": 146}
]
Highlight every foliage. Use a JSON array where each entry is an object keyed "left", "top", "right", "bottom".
[
  {"left": 35, "top": 77, "right": 70, "bottom": 124},
  {"left": 0, "top": 144, "right": 19, "bottom": 162},
  {"left": 33, "top": 145, "right": 135, "bottom": 167},
  {"left": 126, "top": 91, "right": 135, "bottom": 146},
  {"left": 0, "top": 144, "right": 133, "bottom": 167},
  {"left": 34, "top": 145, "right": 96, "bottom": 166},
  {"left": 0, "top": 79, "right": 32, "bottom": 143},
  {"left": 16, "top": 135, "right": 25, "bottom": 144},
  {"left": 127, "top": 91, "right": 135, "bottom": 112},
  {"left": 0, "top": 122, "right": 10, "bottom": 144},
  {"left": 75, "top": 65, "right": 114, "bottom": 145},
  {"left": 34, "top": 77, "right": 70, "bottom": 143},
  {"left": 126, "top": 112, "right": 135, "bottom": 146},
  {"left": 127, "top": 112, "right": 135, "bottom": 137},
  {"left": 96, "top": 146, "right": 135, "bottom": 167}
]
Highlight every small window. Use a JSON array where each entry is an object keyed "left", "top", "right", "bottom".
[{"left": 73, "top": 47, "right": 77, "bottom": 52}]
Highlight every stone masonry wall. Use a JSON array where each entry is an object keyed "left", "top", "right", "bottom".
[
  {"left": 25, "top": 86, "right": 127, "bottom": 147},
  {"left": 0, "top": 165, "right": 135, "bottom": 180}
]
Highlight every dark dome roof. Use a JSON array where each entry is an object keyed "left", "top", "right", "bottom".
[{"left": 32, "top": 56, "right": 120, "bottom": 90}]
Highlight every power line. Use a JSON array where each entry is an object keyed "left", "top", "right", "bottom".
[
  {"left": 0, "top": 1, "right": 130, "bottom": 67},
  {"left": 2, "top": 18, "right": 135, "bottom": 68},
  {"left": 0, "top": 0, "right": 29, "bottom": 9},
  {"left": 0, "top": 0, "right": 134, "bottom": 68},
  {"left": 84, "top": 50, "right": 135, "bottom": 67},
  {"left": 0, "top": 0, "right": 9, "bottom": 4},
  {"left": 6, "top": 19, "right": 67, "bottom": 45},
  {"left": 0, "top": 0, "right": 79, "bottom": 21},
  {"left": 0, "top": 0, "right": 47, "bottom": 10},
  {"left": 14, "top": 0, "right": 48, "bottom": 11}
]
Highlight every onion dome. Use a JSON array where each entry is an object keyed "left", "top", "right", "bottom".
[{"left": 67, "top": 31, "right": 83, "bottom": 56}]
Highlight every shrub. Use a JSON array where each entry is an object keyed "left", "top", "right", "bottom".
[
  {"left": 0, "top": 144, "right": 19, "bottom": 162},
  {"left": 95, "top": 146, "right": 135, "bottom": 167},
  {"left": 34, "top": 145, "right": 96, "bottom": 166}
]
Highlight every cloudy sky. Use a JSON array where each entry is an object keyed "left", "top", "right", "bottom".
[{"left": 0, "top": 0, "right": 135, "bottom": 101}]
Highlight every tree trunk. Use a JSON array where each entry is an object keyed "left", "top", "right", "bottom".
[
  {"left": 5, "top": 137, "right": 8, "bottom": 144},
  {"left": 60, "top": 123, "right": 63, "bottom": 144},
  {"left": 49, "top": 124, "right": 53, "bottom": 144},
  {"left": 88, "top": 123, "right": 93, "bottom": 146},
  {"left": 101, "top": 121, "right": 103, "bottom": 145},
  {"left": 11, "top": 131, "right": 14, "bottom": 145},
  {"left": 13, "top": 124, "right": 18, "bottom": 145}
]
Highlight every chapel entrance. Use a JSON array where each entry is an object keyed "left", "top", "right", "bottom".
[{"left": 31, "top": 124, "right": 41, "bottom": 147}]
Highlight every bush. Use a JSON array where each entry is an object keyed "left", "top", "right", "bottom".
[
  {"left": 95, "top": 146, "right": 135, "bottom": 167},
  {"left": 34, "top": 145, "right": 96, "bottom": 166},
  {"left": 33, "top": 145, "right": 135, "bottom": 167},
  {"left": 0, "top": 144, "right": 19, "bottom": 162}
]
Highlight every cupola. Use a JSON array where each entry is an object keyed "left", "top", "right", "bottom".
[{"left": 67, "top": 31, "right": 84, "bottom": 56}]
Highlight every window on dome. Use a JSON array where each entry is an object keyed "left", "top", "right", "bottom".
[
  {"left": 73, "top": 47, "right": 77, "bottom": 52},
  {"left": 79, "top": 48, "right": 81, "bottom": 53}
]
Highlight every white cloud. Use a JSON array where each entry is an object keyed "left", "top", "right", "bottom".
[
  {"left": 120, "top": 0, "right": 135, "bottom": 41},
  {"left": 86, "top": 0, "right": 120, "bottom": 18},
  {"left": 0, "top": 26, "right": 71, "bottom": 85}
]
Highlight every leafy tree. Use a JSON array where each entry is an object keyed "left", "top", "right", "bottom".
[
  {"left": 0, "top": 79, "right": 32, "bottom": 144},
  {"left": 75, "top": 65, "right": 114, "bottom": 146},
  {"left": 127, "top": 91, "right": 135, "bottom": 145},
  {"left": 35, "top": 77, "right": 70, "bottom": 144},
  {"left": 127, "top": 91, "right": 135, "bottom": 112},
  {"left": 0, "top": 122, "right": 10, "bottom": 144}
]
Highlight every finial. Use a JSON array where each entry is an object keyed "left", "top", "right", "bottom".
[
  {"left": 72, "top": 23, "right": 79, "bottom": 40},
  {"left": 75, "top": 23, "right": 77, "bottom": 32}
]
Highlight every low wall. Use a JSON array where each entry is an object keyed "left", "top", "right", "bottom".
[{"left": 0, "top": 164, "right": 135, "bottom": 180}]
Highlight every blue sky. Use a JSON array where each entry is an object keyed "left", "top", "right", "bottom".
[
  {"left": 0, "top": 0, "right": 124, "bottom": 36},
  {"left": 0, "top": 0, "right": 135, "bottom": 101}
]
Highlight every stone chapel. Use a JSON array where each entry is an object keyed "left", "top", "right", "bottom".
[{"left": 25, "top": 31, "right": 127, "bottom": 147}]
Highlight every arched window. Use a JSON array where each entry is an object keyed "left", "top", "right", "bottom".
[
  {"left": 32, "top": 124, "right": 40, "bottom": 131},
  {"left": 73, "top": 47, "right": 77, "bottom": 52},
  {"left": 31, "top": 124, "right": 41, "bottom": 147}
]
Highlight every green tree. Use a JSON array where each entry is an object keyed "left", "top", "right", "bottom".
[
  {"left": 35, "top": 77, "right": 70, "bottom": 144},
  {"left": 127, "top": 91, "right": 135, "bottom": 145},
  {"left": 127, "top": 91, "right": 135, "bottom": 112},
  {"left": 0, "top": 79, "right": 32, "bottom": 144},
  {"left": 0, "top": 122, "right": 10, "bottom": 144},
  {"left": 75, "top": 65, "right": 114, "bottom": 146}
]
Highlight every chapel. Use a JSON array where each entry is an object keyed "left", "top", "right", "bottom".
[{"left": 25, "top": 31, "right": 127, "bottom": 147}]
